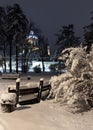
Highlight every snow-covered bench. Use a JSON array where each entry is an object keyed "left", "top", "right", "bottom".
[{"left": 8, "top": 79, "right": 51, "bottom": 105}]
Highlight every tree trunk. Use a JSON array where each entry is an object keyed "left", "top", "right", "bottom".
[
  {"left": 9, "top": 42, "right": 12, "bottom": 73},
  {"left": 16, "top": 46, "right": 18, "bottom": 74},
  {"left": 22, "top": 54, "right": 24, "bottom": 73},
  {"left": 4, "top": 43, "right": 6, "bottom": 72},
  {"left": 22, "top": 46, "right": 24, "bottom": 73},
  {"left": 41, "top": 57, "right": 45, "bottom": 72},
  {"left": 23, "top": 55, "right": 27, "bottom": 73}
]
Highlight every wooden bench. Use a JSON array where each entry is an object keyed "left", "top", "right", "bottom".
[
  {"left": 8, "top": 85, "right": 40, "bottom": 105},
  {"left": 2, "top": 73, "right": 20, "bottom": 80},
  {"left": 8, "top": 79, "right": 51, "bottom": 105}
]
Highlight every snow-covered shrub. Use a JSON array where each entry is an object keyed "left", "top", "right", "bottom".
[{"left": 49, "top": 46, "right": 93, "bottom": 113}]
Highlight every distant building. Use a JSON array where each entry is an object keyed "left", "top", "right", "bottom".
[
  {"left": 27, "top": 31, "right": 38, "bottom": 46},
  {"left": 26, "top": 30, "right": 40, "bottom": 60}
]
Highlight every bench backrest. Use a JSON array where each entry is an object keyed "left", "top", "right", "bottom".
[{"left": 8, "top": 80, "right": 51, "bottom": 105}]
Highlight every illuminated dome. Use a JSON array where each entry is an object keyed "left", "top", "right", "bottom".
[{"left": 27, "top": 31, "right": 38, "bottom": 46}]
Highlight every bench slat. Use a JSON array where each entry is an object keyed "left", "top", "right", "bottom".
[
  {"left": 19, "top": 94, "right": 38, "bottom": 102},
  {"left": 19, "top": 87, "right": 39, "bottom": 95}
]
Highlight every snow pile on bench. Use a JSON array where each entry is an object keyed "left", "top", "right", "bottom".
[{"left": 0, "top": 93, "right": 16, "bottom": 105}]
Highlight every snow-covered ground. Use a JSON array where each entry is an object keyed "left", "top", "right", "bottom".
[
  {"left": 0, "top": 74, "right": 93, "bottom": 130},
  {"left": 0, "top": 100, "right": 93, "bottom": 130}
]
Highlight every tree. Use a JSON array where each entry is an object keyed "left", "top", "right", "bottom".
[
  {"left": 55, "top": 24, "right": 80, "bottom": 55},
  {"left": 6, "top": 3, "right": 28, "bottom": 73},
  {"left": 21, "top": 39, "right": 34, "bottom": 73},
  {"left": 83, "top": 12, "right": 93, "bottom": 53},
  {"left": 38, "top": 36, "right": 49, "bottom": 72},
  {"left": 0, "top": 4, "right": 48, "bottom": 73},
  {"left": 0, "top": 6, "right": 7, "bottom": 72}
]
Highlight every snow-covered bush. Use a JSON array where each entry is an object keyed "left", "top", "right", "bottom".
[{"left": 49, "top": 46, "right": 93, "bottom": 113}]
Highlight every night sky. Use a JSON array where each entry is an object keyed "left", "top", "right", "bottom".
[{"left": 1, "top": 0, "right": 93, "bottom": 46}]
